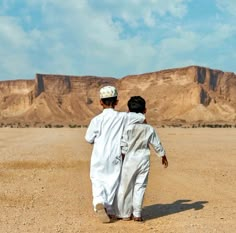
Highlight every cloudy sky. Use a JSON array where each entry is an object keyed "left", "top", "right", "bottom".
[{"left": 0, "top": 0, "right": 236, "bottom": 81}]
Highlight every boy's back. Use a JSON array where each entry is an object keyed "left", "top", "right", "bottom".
[
  {"left": 121, "top": 123, "right": 165, "bottom": 159},
  {"left": 86, "top": 109, "right": 128, "bottom": 212},
  {"left": 86, "top": 108, "right": 127, "bottom": 165},
  {"left": 86, "top": 109, "right": 146, "bottom": 167}
]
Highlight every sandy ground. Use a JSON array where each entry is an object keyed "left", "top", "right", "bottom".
[{"left": 0, "top": 128, "right": 235, "bottom": 233}]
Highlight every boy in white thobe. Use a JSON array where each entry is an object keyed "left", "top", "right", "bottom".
[
  {"left": 85, "top": 86, "right": 145, "bottom": 223},
  {"left": 114, "top": 96, "right": 168, "bottom": 221}
]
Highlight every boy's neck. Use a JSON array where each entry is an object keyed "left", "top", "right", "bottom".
[{"left": 103, "top": 106, "right": 115, "bottom": 109}]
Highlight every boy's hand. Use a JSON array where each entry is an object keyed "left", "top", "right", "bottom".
[
  {"left": 162, "top": 155, "right": 168, "bottom": 168},
  {"left": 121, "top": 153, "right": 125, "bottom": 161}
]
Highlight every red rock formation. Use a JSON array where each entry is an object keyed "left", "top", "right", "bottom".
[{"left": 0, "top": 66, "right": 235, "bottom": 126}]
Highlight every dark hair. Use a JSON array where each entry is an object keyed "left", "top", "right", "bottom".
[
  {"left": 128, "top": 96, "right": 146, "bottom": 113},
  {"left": 101, "top": 96, "right": 117, "bottom": 106}
]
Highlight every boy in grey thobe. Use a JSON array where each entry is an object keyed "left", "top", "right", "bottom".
[{"left": 114, "top": 96, "right": 168, "bottom": 221}]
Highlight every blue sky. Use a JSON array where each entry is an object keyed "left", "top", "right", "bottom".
[{"left": 0, "top": 0, "right": 236, "bottom": 81}]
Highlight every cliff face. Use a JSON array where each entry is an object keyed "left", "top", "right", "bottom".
[
  {"left": 117, "top": 66, "right": 236, "bottom": 123},
  {"left": 0, "top": 80, "right": 35, "bottom": 117},
  {"left": 0, "top": 66, "right": 235, "bottom": 126}
]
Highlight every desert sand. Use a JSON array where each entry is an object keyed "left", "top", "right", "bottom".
[{"left": 0, "top": 128, "right": 235, "bottom": 233}]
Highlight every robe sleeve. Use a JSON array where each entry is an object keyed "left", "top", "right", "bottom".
[
  {"left": 149, "top": 127, "right": 166, "bottom": 157},
  {"left": 85, "top": 119, "right": 97, "bottom": 144},
  {"left": 127, "top": 112, "right": 145, "bottom": 124},
  {"left": 121, "top": 129, "right": 129, "bottom": 154}
]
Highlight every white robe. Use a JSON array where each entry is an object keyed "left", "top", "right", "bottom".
[
  {"left": 85, "top": 109, "right": 145, "bottom": 213},
  {"left": 114, "top": 122, "right": 165, "bottom": 218}
]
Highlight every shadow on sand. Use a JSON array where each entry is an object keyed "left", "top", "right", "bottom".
[{"left": 143, "top": 199, "right": 208, "bottom": 220}]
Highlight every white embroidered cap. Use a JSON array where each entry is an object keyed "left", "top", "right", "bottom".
[{"left": 100, "top": 86, "right": 118, "bottom": 99}]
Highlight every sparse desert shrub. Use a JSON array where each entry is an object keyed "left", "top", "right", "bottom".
[
  {"left": 223, "top": 124, "right": 231, "bottom": 128},
  {"left": 172, "top": 124, "right": 182, "bottom": 127},
  {"left": 54, "top": 124, "right": 64, "bottom": 128},
  {"left": 206, "top": 124, "right": 213, "bottom": 128},
  {"left": 69, "top": 124, "right": 77, "bottom": 128}
]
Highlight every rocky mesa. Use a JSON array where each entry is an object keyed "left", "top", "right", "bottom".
[{"left": 0, "top": 66, "right": 235, "bottom": 127}]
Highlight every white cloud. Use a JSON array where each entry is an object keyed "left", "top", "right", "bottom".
[
  {"left": 201, "top": 23, "right": 236, "bottom": 48},
  {"left": 2, "top": 0, "right": 170, "bottom": 78},
  {"left": 1, "top": 0, "right": 236, "bottom": 80},
  {"left": 0, "top": 0, "right": 14, "bottom": 14},
  {"left": 216, "top": 0, "right": 236, "bottom": 16},
  {"left": 0, "top": 16, "right": 32, "bottom": 48},
  {"left": 0, "top": 16, "right": 36, "bottom": 79},
  {"left": 153, "top": 27, "right": 199, "bottom": 70},
  {"left": 88, "top": 0, "right": 189, "bottom": 27}
]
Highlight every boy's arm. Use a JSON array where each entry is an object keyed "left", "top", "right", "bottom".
[
  {"left": 120, "top": 128, "right": 130, "bottom": 160},
  {"left": 121, "top": 132, "right": 128, "bottom": 154},
  {"left": 85, "top": 119, "right": 97, "bottom": 144},
  {"left": 127, "top": 112, "right": 145, "bottom": 124},
  {"left": 149, "top": 128, "right": 168, "bottom": 168}
]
